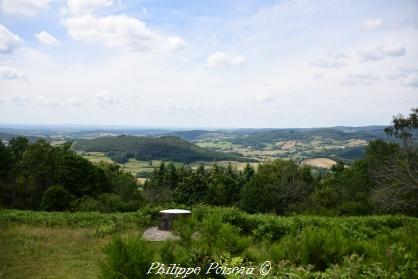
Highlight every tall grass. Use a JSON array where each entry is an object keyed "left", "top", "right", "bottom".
[
  {"left": 100, "top": 205, "right": 418, "bottom": 278},
  {"left": 2, "top": 206, "right": 417, "bottom": 278}
]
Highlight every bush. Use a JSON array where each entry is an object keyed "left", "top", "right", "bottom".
[
  {"left": 41, "top": 185, "right": 75, "bottom": 211},
  {"left": 101, "top": 237, "right": 157, "bottom": 279},
  {"left": 72, "top": 194, "right": 142, "bottom": 213}
]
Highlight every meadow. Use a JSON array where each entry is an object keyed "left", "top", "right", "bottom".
[{"left": 1, "top": 207, "right": 417, "bottom": 278}]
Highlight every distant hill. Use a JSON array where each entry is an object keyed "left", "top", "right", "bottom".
[
  {"left": 0, "top": 132, "right": 40, "bottom": 143},
  {"left": 229, "top": 127, "right": 391, "bottom": 148},
  {"left": 72, "top": 135, "right": 249, "bottom": 163}
]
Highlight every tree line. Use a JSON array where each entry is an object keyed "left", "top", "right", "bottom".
[
  {"left": 0, "top": 108, "right": 416, "bottom": 216},
  {"left": 0, "top": 139, "right": 144, "bottom": 212},
  {"left": 144, "top": 108, "right": 417, "bottom": 216}
]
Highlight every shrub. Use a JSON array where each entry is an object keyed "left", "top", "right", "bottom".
[
  {"left": 101, "top": 237, "right": 157, "bottom": 279},
  {"left": 41, "top": 185, "right": 75, "bottom": 211}
]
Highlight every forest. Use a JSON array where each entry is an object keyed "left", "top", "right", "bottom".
[{"left": 72, "top": 135, "right": 246, "bottom": 163}]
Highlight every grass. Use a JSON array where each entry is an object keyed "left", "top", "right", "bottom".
[
  {"left": 0, "top": 209, "right": 155, "bottom": 279},
  {"left": 1, "top": 208, "right": 417, "bottom": 278},
  {"left": 80, "top": 152, "right": 113, "bottom": 164},
  {"left": 0, "top": 224, "right": 108, "bottom": 279}
]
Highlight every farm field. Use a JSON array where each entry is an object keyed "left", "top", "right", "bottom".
[
  {"left": 80, "top": 152, "right": 259, "bottom": 177},
  {"left": 196, "top": 137, "right": 369, "bottom": 163},
  {"left": 301, "top": 157, "right": 337, "bottom": 169}
]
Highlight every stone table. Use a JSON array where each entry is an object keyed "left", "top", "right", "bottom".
[{"left": 158, "top": 209, "right": 191, "bottom": 231}]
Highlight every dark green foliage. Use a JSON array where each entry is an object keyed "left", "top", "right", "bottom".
[
  {"left": 174, "top": 165, "right": 210, "bottom": 205},
  {"left": 41, "top": 185, "right": 75, "bottom": 211},
  {"left": 73, "top": 135, "right": 247, "bottom": 163},
  {"left": 240, "top": 160, "right": 314, "bottom": 214},
  {"left": 100, "top": 237, "right": 156, "bottom": 279},
  {"left": 144, "top": 162, "right": 252, "bottom": 207},
  {"left": 99, "top": 206, "right": 418, "bottom": 278},
  {"left": 0, "top": 137, "right": 144, "bottom": 212},
  {"left": 366, "top": 140, "right": 418, "bottom": 216},
  {"left": 310, "top": 160, "right": 374, "bottom": 215}
]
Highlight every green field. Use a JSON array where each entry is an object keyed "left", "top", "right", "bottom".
[{"left": 0, "top": 210, "right": 150, "bottom": 279}]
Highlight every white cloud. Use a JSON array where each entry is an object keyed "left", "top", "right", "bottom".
[
  {"left": 342, "top": 73, "right": 380, "bottom": 86},
  {"left": 0, "top": 66, "right": 26, "bottom": 79},
  {"left": 401, "top": 72, "right": 418, "bottom": 88},
  {"left": 160, "top": 99, "right": 201, "bottom": 111},
  {"left": 128, "top": 91, "right": 140, "bottom": 98},
  {"left": 62, "top": 14, "right": 185, "bottom": 52},
  {"left": 310, "top": 53, "right": 348, "bottom": 69},
  {"left": 357, "top": 44, "right": 406, "bottom": 61},
  {"left": 389, "top": 68, "right": 418, "bottom": 88},
  {"left": 67, "top": 96, "right": 82, "bottom": 106},
  {"left": 313, "top": 72, "right": 324, "bottom": 80},
  {"left": 8, "top": 95, "right": 27, "bottom": 105},
  {"left": 35, "top": 31, "right": 60, "bottom": 46},
  {"left": 206, "top": 51, "right": 245, "bottom": 68},
  {"left": 0, "top": 24, "right": 23, "bottom": 53},
  {"left": 255, "top": 93, "right": 274, "bottom": 103},
  {"left": 65, "top": 0, "right": 113, "bottom": 14},
  {"left": 37, "top": 96, "right": 61, "bottom": 106},
  {"left": 96, "top": 90, "right": 120, "bottom": 104},
  {"left": 364, "top": 18, "right": 383, "bottom": 30},
  {"left": 0, "top": 0, "right": 51, "bottom": 16}
]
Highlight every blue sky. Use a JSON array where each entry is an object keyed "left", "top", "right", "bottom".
[{"left": 0, "top": 0, "right": 417, "bottom": 128}]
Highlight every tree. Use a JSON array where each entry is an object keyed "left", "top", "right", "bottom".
[
  {"left": 367, "top": 140, "right": 418, "bottom": 215},
  {"left": 384, "top": 107, "right": 418, "bottom": 148},
  {"left": 311, "top": 160, "right": 374, "bottom": 215},
  {"left": 9, "top": 136, "right": 29, "bottom": 162},
  {"left": 207, "top": 164, "right": 241, "bottom": 206},
  {"left": 174, "top": 165, "right": 209, "bottom": 205},
  {"left": 241, "top": 163, "right": 255, "bottom": 183},
  {"left": 365, "top": 108, "right": 418, "bottom": 216},
  {"left": 240, "top": 160, "right": 314, "bottom": 214},
  {"left": 41, "top": 185, "right": 75, "bottom": 211},
  {"left": 144, "top": 162, "right": 175, "bottom": 203}
]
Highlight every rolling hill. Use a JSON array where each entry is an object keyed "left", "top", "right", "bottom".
[{"left": 72, "top": 135, "right": 249, "bottom": 163}]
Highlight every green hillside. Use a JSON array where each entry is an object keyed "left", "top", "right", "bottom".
[{"left": 72, "top": 135, "right": 247, "bottom": 163}]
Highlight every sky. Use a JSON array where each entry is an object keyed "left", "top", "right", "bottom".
[{"left": 0, "top": 0, "right": 417, "bottom": 128}]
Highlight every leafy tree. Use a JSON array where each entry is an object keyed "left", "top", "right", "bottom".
[
  {"left": 0, "top": 137, "right": 144, "bottom": 211},
  {"left": 41, "top": 185, "right": 75, "bottom": 211},
  {"left": 9, "top": 136, "right": 29, "bottom": 162},
  {"left": 311, "top": 160, "right": 374, "bottom": 215},
  {"left": 174, "top": 165, "right": 209, "bottom": 205},
  {"left": 144, "top": 162, "right": 175, "bottom": 203},
  {"left": 0, "top": 141, "right": 12, "bottom": 181},
  {"left": 207, "top": 164, "right": 241, "bottom": 206},
  {"left": 366, "top": 108, "right": 418, "bottom": 216},
  {"left": 367, "top": 140, "right": 418, "bottom": 215},
  {"left": 241, "top": 163, "right": 255, "bottom": 183},
  {"left": 331, "top": 160, "right": 345, "bottom": 174},
  {"left": 240, "top": 160, "right": 314, "bottom": 214},
  {"left": 384, "top": 107, "right": 418, "bottom": 148}
]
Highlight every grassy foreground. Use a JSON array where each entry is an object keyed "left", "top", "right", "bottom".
[
  {"left": 0, "top": 210, "right": 153, "bottom": 279},
  {"left": 1, "top": 208, "right": 417, "bottom": 278}
]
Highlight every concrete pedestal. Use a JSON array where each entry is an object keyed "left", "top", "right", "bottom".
[{"left": 158, "top": 209, "right": 191, "bottom": 231}]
